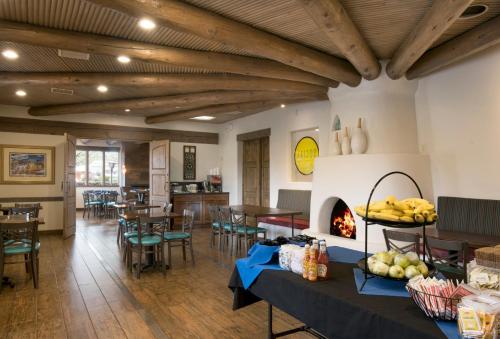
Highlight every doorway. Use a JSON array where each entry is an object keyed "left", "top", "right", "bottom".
[{"left": 241, "top": 133, "right": 270, "bottom": 207}]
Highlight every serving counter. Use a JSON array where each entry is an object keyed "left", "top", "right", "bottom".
[{"left": 171, "top": 192, "right": 229, "bottom": 226}]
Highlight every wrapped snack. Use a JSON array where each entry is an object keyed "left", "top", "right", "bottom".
[
  {"left": 290, "top": 246, "right": 305, "bottom": 275},
  {"left": 279, "top": 244, "right": 303, "bottom": 272},
  {"left": 458, "top": 306, "right": 483, "bottom": 338}
]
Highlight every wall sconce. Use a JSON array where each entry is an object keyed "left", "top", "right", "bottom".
[{"left": 122, "top": 165, "right": 127, "bottom": 174}]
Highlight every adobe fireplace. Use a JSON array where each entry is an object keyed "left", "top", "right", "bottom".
[{"left": 330, "top": 199, "right": 356, "bottom": 239}]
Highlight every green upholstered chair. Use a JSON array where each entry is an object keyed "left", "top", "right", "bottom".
[
  {"left": 208, "top": 205, "right": 224, "bottom": 249},
  {"left": 125, "top": 214, "right": 167, "bottom": 278},
  {"left": 230, "top": 209, "right": 267, "bottom": 255},
  {"left": 164, "top": 209, "right": 195, "bottom": 267},
  {"left": 0, "top": 220, "right": 40, "bottom": 290}
]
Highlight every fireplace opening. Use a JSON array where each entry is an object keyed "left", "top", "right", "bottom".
[{"left": 330, "top": 199, "right": 356, "bottom": 239}]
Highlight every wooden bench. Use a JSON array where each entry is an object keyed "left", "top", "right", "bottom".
[{"left": 258, "top": 189, "right": 311, "bottom": 238}]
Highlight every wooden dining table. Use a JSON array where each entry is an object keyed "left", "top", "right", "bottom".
[
  {"left": 230, "top": 205, "right": 303, "bottom": 236},
  {"left": 417, "top": 227, "right": 500, "bottom": 249}
]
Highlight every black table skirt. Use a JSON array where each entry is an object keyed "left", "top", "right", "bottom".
[{"left": 228, "top": 262, "right": 447, "bottom": 339}]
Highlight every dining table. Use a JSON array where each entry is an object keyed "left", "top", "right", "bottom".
[
  {"left": 230, "top": 205, "right": 303, "bottom": 236},
  {"left": 402, "top": 227, "right": 500, "bottom": 249},
  {"left": 119, "top": 208, "right": 182, "bottom": 270}
]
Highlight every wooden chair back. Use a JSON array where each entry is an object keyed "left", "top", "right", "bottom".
[
  {"left": 0, "top": 220, "right": 39, "bottom": 253},
  {"left": 383, "top": 229, "right": 421, "bottom": 255},
  {"left": 182, "top": 210, "right": 195, "bottom": 234},
  {"left": 8, "top": 207, "right": 39, "bottom": 219},
  {"left": 14, "top": 203, "right": 41, "bottom": 218},
  {"left": 425, "top": 236, "right": 468, "bottom": 281},
  {"left": 137, "top": 215, "right": 168, "bottom": 244},
  {"left": 207, "top": 205, "right": 220, "bottom": 223}
]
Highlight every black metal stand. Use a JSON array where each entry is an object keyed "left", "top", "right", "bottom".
[
  {"left": 361, "top": 171, "right": 433, "bottom": 291},
  {"left": 267, "top": 303, "right": 326, "bottom": 339}
]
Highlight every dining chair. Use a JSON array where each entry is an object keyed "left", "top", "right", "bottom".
[
  {"left": 0, "top": 220, "right": 40, "bottom": 290},
  {"left": 164, "top": 209, "right": 195, "bottom": 267},
  {"left": 218, "top": 206, "right": 235, "bottom": 253},
  {"left": 104, "top": 192, "right": 118, "bottom": 218},
  {"left": 9, "top": 207, "right": 39, "bottom": 219},
  {"left": 383, "top": 229, "right": 421, "bottom": 255},
  {"left": 208, "top": 205, "right": 222, "bottom": 249},
  {"left": 424, "top": 236, "right": 469, "bottom": 282},
  {"left": 125, "top": 215, "right": 167, "bottom": 278},
  {"left": 14, "top": 203, "right": 41, "bottom": 218}
]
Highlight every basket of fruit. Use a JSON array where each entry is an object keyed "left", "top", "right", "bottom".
[{"left": 357, "top": 250, "right": 435, "bottom": 280}]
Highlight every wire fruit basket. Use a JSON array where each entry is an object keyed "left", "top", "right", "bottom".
[{"left": 406, "top": 285, "right": 461, "bottom": 320}]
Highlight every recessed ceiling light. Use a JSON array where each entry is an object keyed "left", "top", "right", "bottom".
[
  {"left": 97, "top": 85, "right": 108, "bottom": 93},
  {"left": 315, "top": 128, "right": 319, "bottom": 132},
  {"left": 460, "top": 4, "right": 488, "bottom": 19},
  {"left": 117, "top": 55, "right": 131, "bottom": 64},
  {"left": 15, "top": 90, "right": 27, "bottom": 97},
  {"left": 280, "top": 104, "right": 286, "bottom": 108},
  {"left": 2, "top": 49, "right": 18, "bottom": 60},
  {"left": 190, "top": 116, "right": 215, "bottom": 121},
  {"left": 124, "top": 108, "right": 131, "bottom": 112},
  {"left": 138, "top": 18, "right": 156, "bottom": 30}
]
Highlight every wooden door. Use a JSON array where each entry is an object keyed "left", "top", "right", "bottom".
[
  {"left": 260, "top": 137, "right": 270, "bottom": 207},
  {"left": 149, "top": 140, "right": 170, "bottom": 207},
  {"left": 63, "top": 133, "right": 76, "bottom": 238},
  {"left": 242, "top": 138, "right": 261, "bottom": 206}
]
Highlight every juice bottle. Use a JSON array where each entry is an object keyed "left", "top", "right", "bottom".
[
  {"left": 308, "top": 248, "right": 318, "bottom": 282},
  {"left": 311, "top": 239, "right": 319, "bottom": 260},
  {"left": 317, "top": 242, "right": 329, "bottom": 280},
  {"left": 302, "top": 244, "right": 310, "bottom": 279}
]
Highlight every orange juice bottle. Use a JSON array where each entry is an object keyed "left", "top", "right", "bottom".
[
  {"left": 302, "top": 244, "right": 310, "bottom": 279},
  {"left": 308, "top": 249, "right": 318, "bottom": 282}
]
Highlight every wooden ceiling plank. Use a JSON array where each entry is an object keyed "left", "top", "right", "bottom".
[
  {"left": 0, "top": 117, "right": 218, "bottom": 144},
  {"left": 407, "top": 15, "right": 500, "bottom": 79},
  {"left": 297, "top": 0, "right": 380, "bottom": 80},
  {"left": 0, "top": 72, "right": 327, "bottom": 92},
  {"left": 0, "top": 20, "right": 337, "bottom": 87},
  {"left": 145, "top": 93, "right": 328, "bottom": 124},
  {"left": 386, "top": 0, "right": 473, "bottom": 79},
  {"left": 28, "top": 90, "right": 326, "bottom": 116},
  {"left": 86, "top": 0, "right": 361, "bottom": 86}
]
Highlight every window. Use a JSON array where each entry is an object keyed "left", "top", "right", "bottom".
[{"left": 76, "top": 147, "right": 120, "bottom": 187}]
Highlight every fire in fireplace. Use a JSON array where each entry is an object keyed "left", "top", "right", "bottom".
[{"left": 330, "top": 199, "right": 356, "bottom": 239}]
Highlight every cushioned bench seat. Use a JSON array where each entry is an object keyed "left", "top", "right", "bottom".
[{"left": 257, "top": 216, "right": 309, "bottom": 230}]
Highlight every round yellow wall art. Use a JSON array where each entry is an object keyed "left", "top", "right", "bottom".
[{"left": 294, "top": 136, "right": 319, "bottom": 175}]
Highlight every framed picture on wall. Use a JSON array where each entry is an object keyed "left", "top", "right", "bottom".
[
  {"left": 0, "top": 145, "right": 55, "bottom": 184},
  {"left": 183, "top": 145, "right": 196, "bottom": 180}
]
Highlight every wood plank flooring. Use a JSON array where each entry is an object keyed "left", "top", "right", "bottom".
[{"left": 0, "top": 214, "right": 310, "bottom": 338}]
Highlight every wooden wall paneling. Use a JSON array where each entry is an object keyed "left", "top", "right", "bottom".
[
  {"left": 0, "top": 117, "right": 218, "bottom": 144},
  {"left": 237, "top": 129, "right": 271, "bottom": 142},
  {"left": 260, "top": 137, "right": 270, "bottom": 208},
  {"left": 242, "top": 138, "right": 261, "bottom": 206},
  {"left": 122, "top": 142, "right": 149, "bottom": 186}
]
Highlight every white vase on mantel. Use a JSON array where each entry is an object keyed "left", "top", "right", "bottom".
[
  {"left": 341, "top": 127, "right": 352, "bottom": 155},
  {"left": 330, "top": 131, "right": 341, "bottom": 155},
  {"left": 351, "top": 117, "right": 368, "bottom": 154}
]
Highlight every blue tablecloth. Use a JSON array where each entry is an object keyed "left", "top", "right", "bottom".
[
  {"left": 327, "top": 245, "right": 369, "bottom": 264},
  {"left": 353, "top": 268, "right": 409, "bottom": 297},
  {"left": 235, "top": 243, "right": 282, "bottom": 289}
]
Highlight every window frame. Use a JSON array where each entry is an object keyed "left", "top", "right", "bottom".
[{"left": 76, "top": 146, "right": 120, "bottom": 187}]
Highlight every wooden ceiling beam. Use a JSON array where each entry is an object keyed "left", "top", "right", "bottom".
[
  {"left": 297, "top": 0, "right": 380, "bottom": 80},
  {"left": 28, "top": 90, "right": 325, "bottom": 116},
  {"left": 0, "top": 20, "right": 337, "bottom": 87},
  {"left": 0, "top": 72, "right": 327, "bottom": 92},
  {"left": 87, "top": 0, "right": 361, "bottom": 86},
  {"left": 386, "top": 0, "right": 473, "bottom": 80},
  {"left": 407, "top": 15, "right": 500, "bottom": 79},
  {"left": 145, "top": 95, "right": 327, "bottom": 124}
]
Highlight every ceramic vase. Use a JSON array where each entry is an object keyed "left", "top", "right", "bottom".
[
  {"left": 341, "top": 127, "right": 352, "bottom": 155},
  {"left": 330, "top": 131, "right": 341, "bottom": 155},
  {"left": 351, "top": 117, "right": 368, "bottom": 154}
]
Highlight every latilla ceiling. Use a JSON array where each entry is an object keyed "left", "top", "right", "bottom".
[{"left": 0, "top": 0, "right": 498, "bottom": 123}]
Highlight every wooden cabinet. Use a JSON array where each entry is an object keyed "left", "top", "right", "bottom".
[{"left": 172, "top": 192, "right": 229, "bottom": 226}]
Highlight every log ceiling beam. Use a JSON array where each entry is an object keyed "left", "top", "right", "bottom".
[
  {"left": 0, "top": 117, "right": 218, "bottom": 144},
  {"left": 0, "top": 72, "right": 327, "bottom": 92},
  {"left": 386, "top": 0, "right": 473, "bottom": 80},
  {"left": 297, "top": 0, "right": 380, "bottom": 80},
  {"left": 0, "top": 20, "right": 337, "bottom": 88},
  {"left": 28, "top": 90, "right": 325, "bottom": 116},
  {"left": 145, "top": 95, "right": 327, "bottom": 124},
  {"left": 407, "top": 15, "right": 500, "bottom": 79},
  {"left": 87, "top": 0, "right": 361, "bottom": 86}
]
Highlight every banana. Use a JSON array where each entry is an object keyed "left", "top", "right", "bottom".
[
  {"left": 369, "top": 201, "right": 390, "bottom": 211},
  {"left": 380, "top": 209, "right": 403, "bottom": 217},
  {"left": 402, "top": 209, "right": 415, "bottom": 217},
  {"left": 414, "top": 214, "right": 425, "bottom": 223},
  {"left": 392, "top": 201, "right": 410, "bottom": 211},
  {"left": 399, "top": 216, "right": 414, "bottom": 223},
  {"left": 414, "top": 203, "right": 435, "bottom": 214},
  {"left": 372, "top": 212, "right": 400, "bottom": 222},
  {"left": 385, "top": 195, "right": 397, "bottom": 205}
]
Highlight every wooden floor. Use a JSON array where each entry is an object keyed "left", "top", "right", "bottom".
[{"left": 0, "top": 213, "right": 310, "bottom": 338}]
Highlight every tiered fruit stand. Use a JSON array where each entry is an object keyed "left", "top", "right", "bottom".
[{"left": 358, "top": 171, "right": 435, "bottom": 290}]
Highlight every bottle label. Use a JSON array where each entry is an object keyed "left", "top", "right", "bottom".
[{"left": 318, "top": 264, "right": 327, "bottom": 278}]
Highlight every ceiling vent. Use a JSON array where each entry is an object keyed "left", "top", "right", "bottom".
[
  {"left": 51, "top": 87, "right": 74, "bottom": 96},
  {"left": 57, "top": 49, "right": 90, "bottom": 60}
]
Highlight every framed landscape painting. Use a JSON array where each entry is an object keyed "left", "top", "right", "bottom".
[{"left": 0, "top": 145, "right": 55, "bottom": 184}]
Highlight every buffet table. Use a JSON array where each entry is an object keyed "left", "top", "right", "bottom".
[{"left": 229, "top": 259, "right": 448, "bottom": 339}]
